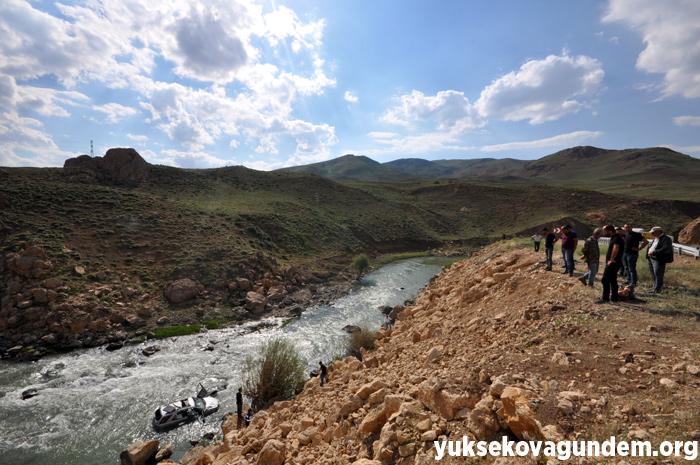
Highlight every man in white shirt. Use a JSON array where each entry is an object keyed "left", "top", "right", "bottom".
[{"left": 531, "top": 232, "right": 543, "bottom": 252}]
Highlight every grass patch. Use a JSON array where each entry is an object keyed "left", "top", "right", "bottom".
[
  {"left": 153, "top": 324, "right": 202, "bottom": 339},
  {"left": 202, "top": 320, "right": 225, "bottom": 330},
  {"left": 379, "top": 251, "right": 430, "bottom": 265}
]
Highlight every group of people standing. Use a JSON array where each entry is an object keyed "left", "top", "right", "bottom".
[{"left": 535, "top": 223, "right": 674, "bottom": 304}]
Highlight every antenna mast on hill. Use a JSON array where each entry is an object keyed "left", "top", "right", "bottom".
[{"left": 90, "top": 140, "right": 94, "bottom": 157}]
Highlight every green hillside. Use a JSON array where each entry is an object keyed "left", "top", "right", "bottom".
[
  {"left": 3, "top": 162, "right": 698, "bottom": 289},
  {"left": 519, "top": 146, "right": 700, "bottom": 200},
  {"left": 279, "top": 154, "right": 406, "bottom": 181},
  {"left": 3, "top": 156, "right": 700, "bottom": 356},
  {"left": 278, "top": 146, "right": 700, "bottom": 200}
]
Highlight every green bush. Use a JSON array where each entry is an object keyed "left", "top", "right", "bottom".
[
  {"left": 242, "top": 338, "right": 306, "bottom": 409},
  {"left": 347, "top": 327, "right": 377, "bottom": 353}
]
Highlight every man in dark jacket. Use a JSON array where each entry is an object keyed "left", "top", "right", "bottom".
[
  {"left": 319, "top": 361, "right": 327, "bottom": 386},
  {"left": 542, "top": 228, "right": 558, "bottom": 271},
  {"left": 597, "top": 224, "right": 624, "bottom": 304},
  {"left": 646, "top": 226, "right": 673, "bottom": 293},
  {"left": 236, "top": 387, "right": 243, "bottom": 418}
]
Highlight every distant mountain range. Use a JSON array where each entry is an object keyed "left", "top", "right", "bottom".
[
  {"left": 279, "top": 154, "right": 529, "bottom": 181},
  {"left": 278, "top": 146, "right": 700, "bottom": 200}
]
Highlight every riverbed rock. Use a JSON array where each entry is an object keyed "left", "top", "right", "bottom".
[
  {"left": 164, "top": 278, "right": 199, "bottom": 303},
  {"left": 245, "top": 291, "right": 267, "bottom": 312},
  {"left": 155, "top": 443, "right": 173, "bottom": 461},
  {"left": 119, "top": 439, "right": 159, "bottom": 465},
  {"left": 142, "top": 345, "right": 162, "bottom": 356}
]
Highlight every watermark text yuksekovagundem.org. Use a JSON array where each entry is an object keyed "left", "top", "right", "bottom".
[{"left": 434, "top": 436, "right": 699, "bottom": 461}]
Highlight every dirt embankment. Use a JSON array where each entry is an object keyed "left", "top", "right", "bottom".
[{"left": 164, "top": 245, "right": 700, "bottom": 465}]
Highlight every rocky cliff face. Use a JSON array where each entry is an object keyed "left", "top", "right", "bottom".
[{"left": 176, "top": 246, "right": 700, "bottom": 465}]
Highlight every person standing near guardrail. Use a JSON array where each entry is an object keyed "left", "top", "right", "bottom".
[
  {"left": 560, "top": 225, "right": 578, "bottom": 277},
  {"left": 531, "top": 232, "right": 542, "bottom": 252},
  {"left": 542, "top": 228, "right": 558, "bottom": 271},
  {"left": 597, "top": 224, "right": 624, "bottom": 304},
  {"left": 615, "top": 227, "right": 627, "bottom": 280},
  {"left": 622, "top": 224, "right": 649, "bottom": 289},
  {"left": 579, "top": 228, "right": 603, "bottom": 287},
  {"left": 646, "top": 226, "right": 673, "bottom": 293}
]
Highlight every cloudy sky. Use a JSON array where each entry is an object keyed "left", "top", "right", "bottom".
[{"left": 1, "top": 0, "right": 699, "bottom": 170}]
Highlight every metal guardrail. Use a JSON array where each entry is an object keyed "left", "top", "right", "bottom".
[{"left": 596, "top": 237, "right": 699, "bottom": 259}]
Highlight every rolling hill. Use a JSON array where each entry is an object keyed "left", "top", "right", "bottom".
[
  {"left": 519, "top": 146, "right": 700, "bottom": 199},
  {"left": 279, "top": 154, "right": 406, "bottom": 181},
  {"left": 278, "top": 146, "right": 700, "bottom": 200}
]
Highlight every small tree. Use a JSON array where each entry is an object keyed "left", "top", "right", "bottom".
[
  {"left": 351, "top": 253, "right": 371, "bottom": 279},
  {"left": 242, "top": 338, "right": 306, "bottom": 409}
]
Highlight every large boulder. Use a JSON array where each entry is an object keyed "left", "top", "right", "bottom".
[
  {"left": 119, "top": 440, "right": 159, "bottom": 465},
  {"left": 499, "top": 387, "right": 545, "bottom": 441},
  {"left": 679, "top": 217, "right": 700, "bottom": 245},
  {"left": 257, "top": 439, "right": 286, "bottom": 465},
  {"left": 164, "top": 278, "right": 199, "bottom": 303},
  {"left": 103, "top": 148, "right": 150, "bottom": 184}
]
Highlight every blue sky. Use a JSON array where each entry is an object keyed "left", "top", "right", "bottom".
[{"left": 1, "top": 0, "right": 699, "bottom": 170}]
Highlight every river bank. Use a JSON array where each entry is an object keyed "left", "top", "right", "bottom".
[{"left": 0, "top": 242, "right": 471, "bottom": 362}]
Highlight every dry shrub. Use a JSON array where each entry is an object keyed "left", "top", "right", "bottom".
[
  {"left": 347, "top": 327, "right": 377, "bottom": 353},
  {"left": 242, "top": 338, "right": 306, "bottom": 409}
]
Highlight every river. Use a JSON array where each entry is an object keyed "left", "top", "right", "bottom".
[{"left": 0, "top": 256, "right": 456, "bottom": 465}]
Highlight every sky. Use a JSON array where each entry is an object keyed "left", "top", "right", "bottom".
[{"left": 1, "top": 0, "right": 699, "bottom": 170}]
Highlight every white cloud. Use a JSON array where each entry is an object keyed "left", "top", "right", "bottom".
[
  {"left": 0, "top": 0, "right": 337, "bottom": 167},
  {"left": 481, "top": 131, "right": 603, "bottom": 152},
  {"left": 344, "top": 91, "right": 358, "bottom": 103},
  {"left": 263, "top": 5, "right": 324, "bottom": 51},
  {"left": 126, "top": 133, "right": 149, "bottom": 143},
  {"left": 93, "top": 103, "right": 138, "bottom": 124},
  {"left": 475, "top": 53, "right": 604, "bottom": 124},
  {"left": 244, "top": 159, "right": 285, "bottom": 171},
  {"left": 603, "top": 0, "right": 700, "bottom": 98},
  {"left": 171, "top": 3, "right": 250, "bottom": 83},
  {"left": 155, "top": 148, "right": 236, "bottom": 168},
  {"left": 361, "top": 132, "right": 475, "bottom": 156},
  {"left": 0, "top": 111, "right": 78, "bottom": 166},
  {"left": 673, "top": 115, "right": 700, "bottom": 127},
  {"left": 677, "top": 145, "right": 700, "bottom": 155},
  {"left": 368, "top": 132, "right": 400, "bottom": 139},
  {"left": 381, "top": 90, "right": 482, "bottom": 134}
]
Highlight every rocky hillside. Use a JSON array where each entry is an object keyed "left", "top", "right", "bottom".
[{"left": 158, "top": 245, "right": 700, "bottom": 465}]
